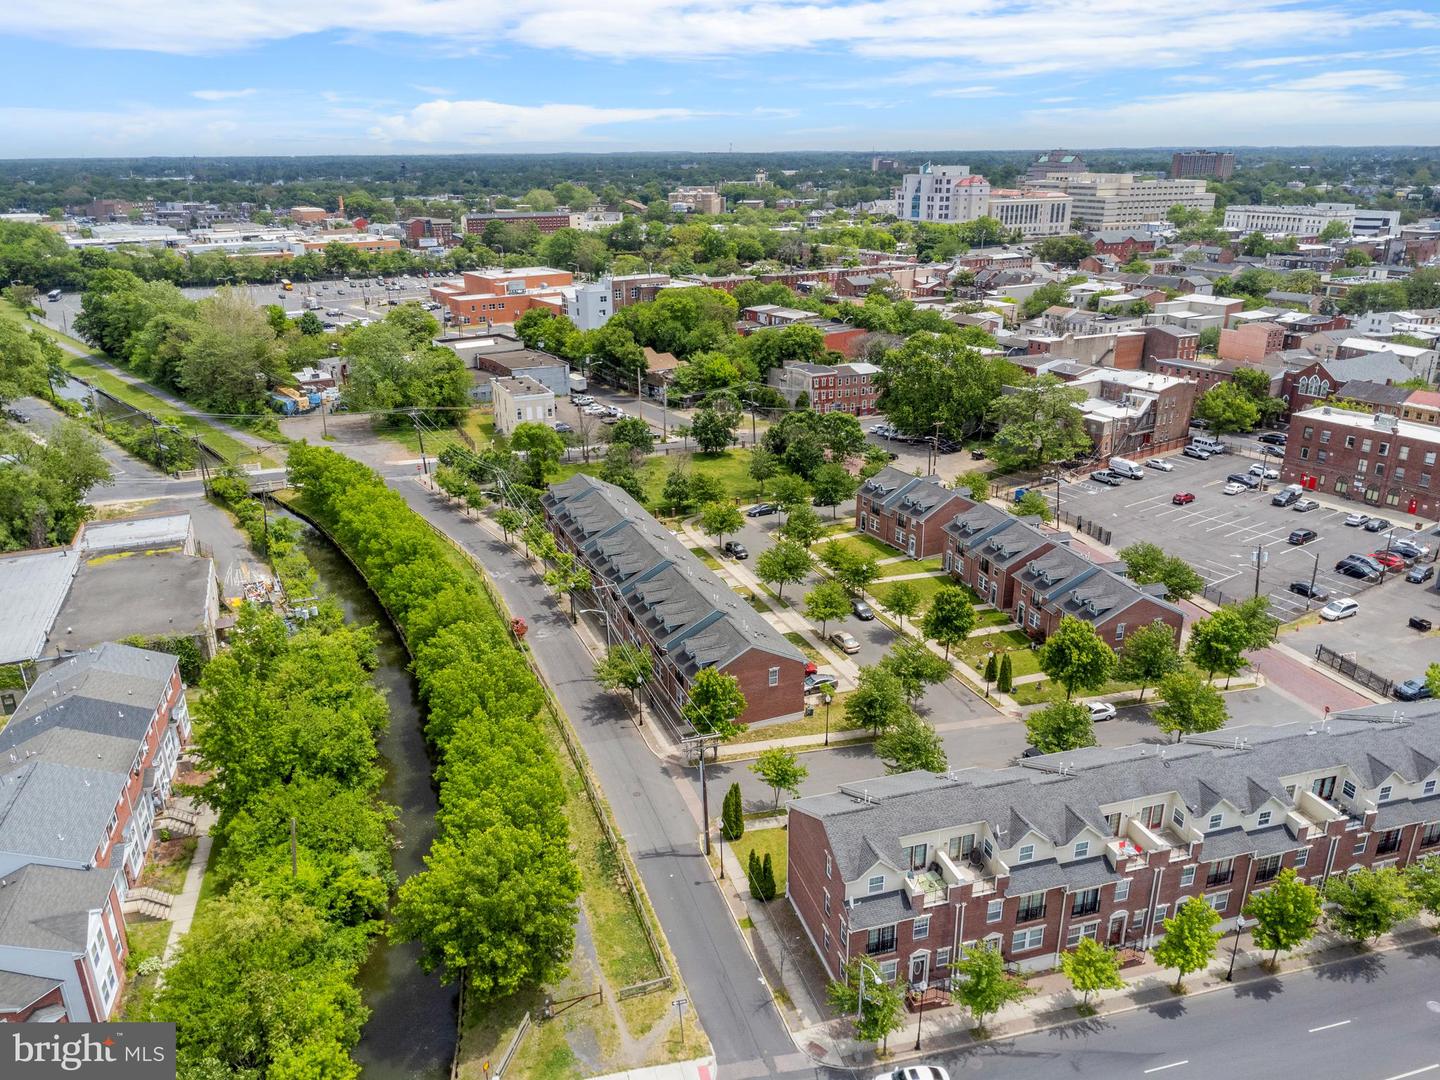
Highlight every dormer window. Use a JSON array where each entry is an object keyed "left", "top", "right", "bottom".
[
  {"left": 1017, "top": 844, "right": 1034, "bottom": 863},
  {"left": 1378, "top": 786, "right": 1392, "bottom": 803},
  {"left": 1074, "top": 841, "right": 1089, "bottom": 859}
]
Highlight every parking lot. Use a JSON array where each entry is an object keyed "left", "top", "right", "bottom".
[{"left": 1058, "top": 447, "right": 1437, "bottom": 622}]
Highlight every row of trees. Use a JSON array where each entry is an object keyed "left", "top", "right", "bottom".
[
  {"left": 145, "top": 604, "right": 394, "bottom": 1078},
  {"left": 286, "top": 444, "right": 581, "bottom": 1004}
]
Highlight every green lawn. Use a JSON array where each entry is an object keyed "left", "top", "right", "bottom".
[
  {"left": 689, "top": 546, "right": 724, "bottom": 571},
  {"left": 728, "top": 691, "right": 858, "bottom": 746},
  {"left": 1009, "top": 661, "right": 1255, "bottom": 707},
  {"left": 871, "top": 573, "right": 955, "bottom": 617},
  {"left": 954, "top": 629, "right": 1042, "bottom": 677},
  {"left": 823, "top": 532, "right": 901, "bottom": 563},
  {"left": 729, "top": 826, "right": 789, "bottom": 894},
  {"left": 782, "top": 632, "right": 825, "bottom": 665},
  {"left": 137, "top": 836, "right": 197, "bottom": 895},
  {"left": 973, "top": 609, "right": 1017, "bottom": 629},
  {"left": 378, "top": 407, "right": 495, "bottom": 455},
  {"left": 554, "top": 448, "right": 761, "bottom": 511},
  {"left": 119, "top": 917, "right": 171, "bottom": 1019}
]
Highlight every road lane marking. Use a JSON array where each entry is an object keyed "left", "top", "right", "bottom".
[
  {"left": 1308, "top": 1019, "right": 1352, "bottom": 1032},
  {"left": 1380, "top": 1066, "right": 1440, "bottom": 1080},
  {"left": 1143, "top": 1062, "right": 1189, "bottom": 1074}
]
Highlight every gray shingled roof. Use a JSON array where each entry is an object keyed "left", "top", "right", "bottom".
[
  {"left": 1007, "top": 856, "right": 1119, "bottom": 894},
  {"left": 859, "top": 467, "right": 959, "bottom": 522},
  {"left": 0, "top": 760, "right": 121, "bottom": 865},
  {"left": 0, "top": 864, "right": 121, "bottom": 951},
  {"left": 847, "top": 890, "right": 916, "bottom": 930},
  {"left": 0, "top": 969, "right": 61, "bottom": 1011}
]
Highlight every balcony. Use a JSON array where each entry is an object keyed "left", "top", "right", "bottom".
[
  {"left": 1204, "top": 869, "right": 1234, "bottom": 889},
  {"left": 930, "top": 849, "right": 998, "bottom": 900},
  {"left": 1376, "top": 833, "right": 1403, "bottom": 856}
]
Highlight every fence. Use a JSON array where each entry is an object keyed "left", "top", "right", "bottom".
[
  {"left": 1313, "top": 643, "right": 1394, "bottom": 697},
  {"left": 1055, "top": 508, "right": 1112, "bottom": 547}
]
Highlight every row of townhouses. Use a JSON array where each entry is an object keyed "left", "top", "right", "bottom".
[
  {"left": 788, "top": 705, "right": 1440, "bottom": 988},
  {"left": 0, "top": 643, "right": 190, "bottom": 1023}
]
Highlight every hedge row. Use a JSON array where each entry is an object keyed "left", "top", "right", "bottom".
[{"left": 286, "top": 443, "right": 580, "bottom": 1004}]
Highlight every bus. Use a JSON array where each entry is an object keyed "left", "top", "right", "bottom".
[
  {"left": 46, "top": 288, "right": 62, "bottom": 301},
  {"left": 280, "top": 278, "right": 294, "bottom": 291}
]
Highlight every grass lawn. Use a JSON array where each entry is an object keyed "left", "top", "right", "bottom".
[
  {"left": 1009, "top": 661, "right": 1256, "bottom": 707},
  {"left": 954, "top": 629, "right": 1042, "bottom": 678},
  {"left": 137, "top": 835, "right": 197, "bottom": 895},
  {"left": 822, "top": 532, "right": 900, "bottom": 563},
  {"left": 727, "top": 692, "right": 859, "bottom": 746},
  {"left": 730, "top": 826, "right": 789, "bottom": 894},
  {"left": 973, "top": 608, "right": 1017, "bottom": 629},
  {"left": 378, "top": 407, "right": 496, "bottom": 455},
  {"left": 879, "top": 555, "right": 944, "bottom": 575},
  {"left": 782, "top": 632, "right": 825, "bottom": 665},
  {"left": 118, "top": 917, "right": 171, "bottom": 1019},
  {"left": 871, "top": 573, "right": 954, "bottom": 617},
  {"left": 554, "top": 448, "right": 761, "bottom": 511},
  {"left": 689, "top": 546, "right": 723, "bottom": 572}
]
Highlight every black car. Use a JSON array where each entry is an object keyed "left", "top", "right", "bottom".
[
  {"left": 1226, "top": 473, "right": 1260, "bottom": 489},
  {"left": 1335, "top": 555, "right": 1381, "bottom": 581},
  {"left": 1288, "top": 528, "right": 1317, "bottom": 545},
  {"left": 1257, "top": 432, "right": 1288, "bottom": 446},
  {"left": 1363, "top": 517, "right": 1392, "bottom": 533},
  {"left": 1272, "top": 489, "right": 1300, "bottom": 507},
  {"left": 745, "top": 502, "right": 779, "bottom": 517},
  {"left": 1090, "top": 470, "right": 1122, "bottom": 486},
  {"left": 1395, "top": 678, "right": 1434, "bottom": 702},
  {"left": 1288, "top": 580, "right": 1329, "bottom": 600},
  {"left": 554, "top": 422, "right": 573, "bottom": 434},
  {"left": 723, "top": 541, "right": 749, "bottom": 560},
  {"left": 1407, "top": 564, "right": 1435, "bottom": 584},
  {"left": 852, "top": 599, "right": 875, "bottom": 620}
]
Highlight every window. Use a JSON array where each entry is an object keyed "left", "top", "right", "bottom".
[
  {"left": 1342, "top": 780, "right": 1357, "bottom": 799},
  {"left": 879, "top": 959, "right": 899, "bottom": 982},
  {"left": 1115, "top": 623, "right": 1127, "bottom": 642},
  {"left": 823, "top": 926, "right": 830, "bottom": 952},
  {"left": 1072, "top": 888, "right": 1101, "bottom": 917},
  {"left": 935, "top": 947, "right": 951, "bottom": 968},
  {"left": 1106, "top": 813, "right": 1123, "bottom": 836},
  {"left": 89, "top": 929, "right": 105, "bottom": 968},
  {"left": 914, "top": 915, "right": 931, "bottom": 941},
  {"left": 1313, "top": 776, "right": 1337, "bottom": 801},
  {"left": 1206, "top": 891, "right": 1230, "bottom": 912},
  {"left": 1074, "top": 841, "right": 1090, "bottom": 859},
  {"left": 1256, "top": 854, "right": 1283, "bottom": 883},
  {"left": 1180, "top": 865, "right": 1196, "bottom": 888},
  {"left": 1142, "top": 804, "right": 1165, "bottom": 830},
  {"left": 1352, "top": 838, "right": 1368, "bottom": 856},
  {"left": 1017, "top": 844, "right": 1035, "bottom": 863},
  {"left": 949, "top": 834, "right": 975, "bottom": 861},
  {"left": 986, "top": 899, "right": 1004, "bottom": 923},
  {"left": 1016, "top": 893, "right": 1047, "bottom": 922},
  {"left": 1172, "top": 807, "right": 1185, "bottom": 829},
  {"left": 1303, "top": 426, "right": 1314, "bottom": 439},
  {"left": 1294, "top": 848, "right": 1309, "bottom": 868},
  {"left": 1012, "top": 927, "right": 1045, "bottom": 952},
  {"left": 1362, "top": 439, "right": 1372, "bottom": 453},
  {"left": 1208, "top": 812, "right": 1223, "bottom": 830},
  {"left": 1114, "top": 879, "right": 1131, "bottom": 903},
  {"left": 1345, "top": 435, "right": 1356, "bottom": 449},
  {"left": 1400, "top": 446, "right": 1410, "bottom": 461},
  {"left": 826, "top": 852, "right": 832, "bottom": 879},
  {"left": 1425, "top": 780, "right": 1437, "bottom": 797},
  {"left": 866, "top": 926, "right": 897, "bottom": 954},
  {"left": 1379, "top": 786, "right": 1392, "bottom": 803},
  {"left": 1320, "top": 429, "right": 1332, "bottom": 444},
  {"left": 1029, "top": 611, "right": 1041, "bottom": 629},
  {"left": 824, "top": 889, "right": 831, "bottom": 916},
  {"left": 983, "top": 838, "right": 994, "bottom": 860},
  {"left": 868, "top": 875, "right": 885, "bottom": 894},
  {"left": 1154, "top": 904, "right": 1169, "bottom": 924},
  {"left": 99, "top": 967, "right": 117, "bottom": 1009},
  {"left": 768, "top": 666, "right": 780, "bottom": 688},
  {"left": 1066, "top": 921, "right": 1100, "bottom": 948},
  {"left": 1206, "top": 858, "right": 1234, "bottom": 888},
  {"left": 1257, "top": 811, "right": 1272, "bottom": 827},
  {"left": 1422, "top": 822, "right": 1440, "bottom": 848},
  {"left": 904, "top": 843, "right": 928, "bottom": 870},
  {"left": 1377, "top": 829, "right": 1402, "bottom": 855}
]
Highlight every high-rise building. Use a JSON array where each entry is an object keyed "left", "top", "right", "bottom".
[
  {"left": 898, "top": 164, "right": 1073, "bottom": 236},
  {"left": 1171, "top": 150, "right": 1236, "bottom": 181},
  {"left": 1029, "top": 173, "right": 1214, "bottom": 229}
]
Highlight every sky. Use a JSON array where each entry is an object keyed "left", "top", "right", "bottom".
[{"left": 2, "top": 1, "right": 1439, "bottom": 157}]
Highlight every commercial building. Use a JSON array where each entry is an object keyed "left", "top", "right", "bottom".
[
  {"left": 429, "top": 266, "right": 573, "bottom": 327},
  {"left": 461, "top": 210, "right": 579, "bottom": 235},
  {"left": 986, "top": 189, "right": 1073, "bottom": 237},
  {"left": 1222, "top": 203, "right": 1401, "bottom": 238},
  {"left": 542, "top": 475, "right": 806, "bottom": 725},
  {"left": 288, "top": 205, "right": 330, "bottom": 224},
  {"left": 0, "top": 642, "right": 190, "bottom": 1021},
  {"left": 1401, "top": 389, "right": 1440, "bottom": 428},
  {"left": 401, "top": 216, "right": 456, "bottom": 249},
  {"left": 899, "top": 164, "right": 991, "bottom": 223},
  {"left": 1282, "top": 405, "right": 1440, "bottom": 519},
  {"left": 667, "top": 187, "right": 725, "bottom": 215},
  {"left": 492, "top": 375, "right": 557, "bottom": 436},
  {"left": 766, "top": 361, "right": 881, "bottom": 414},
  {"left": 1171, "top": 150, "right": 1235, "bottom": 180},
  {"left": 1026, "top": 150, "right": 1087, "bottom": 180},
  {"left": 1029, "top": 174, "right": 1214, "bottom": 229},
  {"left": 449, "top": 338, "right": 573, "bottom": 399},
  {"left": 787, "top": 707, "right": 1440, "bottom": 983}
]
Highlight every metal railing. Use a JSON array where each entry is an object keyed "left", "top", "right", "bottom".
[
  {"left": 1313, "top": 643, "right": 1394, "bottom": 697},
  {"left": 1055, "top": 508, "right": 1112, "bottom": 547}
]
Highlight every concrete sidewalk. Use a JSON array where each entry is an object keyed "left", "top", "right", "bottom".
[{"left": 161, "top": 803, "right": 218, "bottom": 963}]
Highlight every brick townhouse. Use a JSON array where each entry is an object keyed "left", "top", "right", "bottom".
[
  {"left": 855, "top": 468, "right": 974, "bottom": 559},
  {"left": 0, "top": 642, "right": 191, "bottom": 1021},
  {"left": 767, "top": 361, "right": 881, "bottom": 414},
  {"left": 788, "top": 707, "right": 1440, "bottom": 988},
  {"left": 542, "top": 475, "right": 806, "bottom": 724},
  {"left": 942, "top": 503, "right": 1184, "bottom": 649},
  {"left": 1282, "top": 406, "right": 1440, "bottom": 520},
  {"left": 1281, "top": 353, "right": 1413, "bottom": 414}
]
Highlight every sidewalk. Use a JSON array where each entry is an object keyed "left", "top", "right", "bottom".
[{"left": 161, "top": 802, "right": 218, "bottom": 963}]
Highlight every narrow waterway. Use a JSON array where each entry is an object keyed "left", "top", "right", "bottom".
[{"left": 301, "top": 529, "right": 458, "bottom": 1080}]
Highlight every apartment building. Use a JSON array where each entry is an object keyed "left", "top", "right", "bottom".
[
  {"left": 767, "top": 361, "right": 881, "bottom": 414},
  {"left": 542, "top": 476, "right": 806, "bottom": 724},
  {"left": 0, "top": 642, "right": 190, "bottom": 1021},
  {"left": 492, "top": 375, "right": 557, "bottom": 436},
  {"left": 1029, "top": 174, "right": 1214, "bottom": 229},
  {"left": 1401, "top": 389, "right": 1440, "bottom": 427},
  {"left": 788, "top": 707, "right": 1440, "bottom": 984},
  {"left": 1171, "top": 150, "right": 1235, "bottom": 180},
  {"left": 667, "top": 187, "right": 725, "bottom": 215},
  {"left": 1283, "top": 406, "right": 1440, "bottom": 519},
  {"left": 1218, "top": 321, "right": 1286, "bottom": 363},
  {"left": 461, "top": 210, "right": 578, "bottom": 235},
  {"left": 1069, "top": 367, "right": 1196, "bottom": 458},
  {"left": 854, "top": 468, "right": 975, "bottom": 560},
  {"left": 401, "top": 216, "right": 456, "bottom": 249},
  {"left": 429, "top": 266, "right": 573, "bottom": 326}
]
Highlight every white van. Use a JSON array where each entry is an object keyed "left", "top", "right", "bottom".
[
  {"left": 1108, "top": 457, "right": 1144, "bottom": 479},
  {"left": 1191, "top": 436, "right": 1227, "bottom": 455}
]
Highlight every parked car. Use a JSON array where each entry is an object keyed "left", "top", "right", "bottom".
[
  {"left": 1272, "top": 489, "right": 1300, "bottom": 507},
  {"left": 871, "top": 1066, "right": 950, "bottom": 1080},
  {"left": 1021, "top": 746, "right": 1044, "bottom": 759},
  {"left": 1222, "top": 481, "right": 1246, "bottom": 496},
  {"left": 970, "top": 448, "right": 987, "bottom": 460},
  {"left": 1288, "top": 580, "right": 1330, "bottom": 600},
  {"left": 1390, "top": 539, "right": 1430, "bottom": 560},
  {"left": 1261, "top": 445, "right": 1287, "bottom": 457},
  {"left": 1183, "top": 444, "right": 1212, "bottom": 460},
  {"left": 830, "top": 631, "right": 862, "bottom": 655},
  {"left": 1172, "top": 492, "right": 1196, "bottom": 506},
  {"left": 723, "top": 541, "right": 749, "bottom": 560},
  {"left": 1087, "top": 701, "right": 1117, "bottom": 722},
  {"left": 803, "top": 672, "right": 839, "bottom": 695},
  {"left": 1146, "top": 457, "right": 1176, "bottom": 472},
  {"left": 572, "top": 394, "right": 593, "bottom": 405},
  {"left": 1320, "top": 598, "right": 1360, "bottom": 621},
  {"left": 1371, "top": 551, "right": 1407, "bottom": 570},
  {"left": 852, "top": 599, "right": 875, "bottom": 620},
  {"left": 1395, "top": 678, "right": 1434, "bottom": 702},
  {"left": 1227, "top": 472, "right": 1260, "bottom": 489},
  {"left": 1257, "top": 432, "right": 1288, "bottom": 446},
  {"left": 1406, "top": 564, "right": 1435, "bottom": 584},
  {"left": 745, "top": 502, "right": 778, "bottom": 517},
  {"left": 1090, "top": 470, "right": 1122, "bottom": 486},
  {"left": 1410, "top": 616, "right": 1434, "bottom": 632},
  {"left": 1248, "top": 463, "right": 1280, "bottom": 480},
  {"left": 1344, "top": 512, "right": 1370, "bottom": 527},
  {"left": 554, "top": 422, "right": 573, "bottom": 434},
  {"left": 1288, "top": 528, "right": 1318, "bottom": 545},
  {"left": 1334, "top": 556, "right": 1380, "bottom": 581},
  {"left": 1363, "top": 517, "right": 1393, "bottom": 533},
  {"left": 804, "top": 660, "right": 818, "bottom": 676},
  {"left": 1293, "top": 498, "right": 1320, "bottom": 513}
]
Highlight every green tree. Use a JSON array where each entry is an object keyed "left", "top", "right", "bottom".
[
  {"left": 1031, "top": 234, "right": 1096, "bottom": 268},
  {"left": 699, "top": 500, "right": 744, "bottom": 549},
  {"left": 877, "top": 641, "right": 952, "bottom": 703},
  {"left": 958, "top": 471, "right": 991, "bottom": 502},
  {"left": 607, "top": 415, "right": 655, "bottom": 456},
  {"left": 779, "top": 503, "right": 825, "bottom": 547},
  {"left": 760, "top": 851, "right": 778, "bottom": 901},
  {"left": 683, "top": 667, "right": 748, "bottom": 739},
  {"left": 689, "top": 471, "right": 726, "bottom": 507},
  {"left": 811, "top": 462, "right": 859, "bottom": 519},
  {"left": 953, "top": 943, "right": 1034, "bottom": 1034},
  {"left": 844, "top": 666, "right": 911, "bottom": 736},
  {"left": 748, "top": 444, "right": 779, "bottom": 493},
  {"left": 661, "top": 466, "right": 693, "bottom": 514},
  {"left": 691, "top": 406, "right": 738, "bottom": 452},
  {"left": 510, "top": 422, "right": 567, "bottom": 487},
  {"left": 1185, "top": 607, "right": 1252, "bottom": 682},
  {"left": 1038, "top": 615, "right": 1117, "bottom": 700},
  {"left": 875, "top": 711, "right": 947, "bottom": 773},
  {"left": 756, "top": 539, "right": 813, "bottom": 601},
  {"left": 1405, "top": 854, "right": 1440, "bottom": 918},
  {"left": 1025, "top": 700, "right": 1096, "bottom": 754},
  {"left": 1116, "top": 622, "right": 1182, "bottom": 703},
  {"left": 983, "top": 652, "right": 998, "bottom": 687},
  {"left": 987, "top": 375, "right": 1092, "bottom": 471},
  {"left": 1013, "top": 489, "right": 1053, "bottom": 521},
  {"left": 826, "top": 959, "right": 906, "bottom": 1052},
  {"left": 804, "top": 580, "right": 852, "bottom": 636},
  {"left": 881, "top": 579, "right": 922, "bottom": 628},
  {"left": 1426, "top": 661, "right": 1440, "bottom": 702},
  {"left": 771, "top": 473, "right": 811, "bottom": 516},
  {"left": 1324, "top": 866, "right": 1419, "bottom": 945},
  {"left": 751, "top": 747, "right": 807, "bottom": 809},
  {"left": 494, "top": 507, "right": 524, "bottom": 544},
  {"left": 1152, "top": 897, "right": 1222, "bottom": 992},
  {"left": 1153, "top": 670, "right": 1228, "bottom": 741},
  {"left": 1118, "top": 541, "right": 1205, "bottom": 601},
  {"left": 721, "top": 782, "right": 744, "bottom": 842},
  {"left": 593, "top": 643, "right": 653, "bottom": 713},
  {"left": 1194, "top": 381, "right": 1261, "bottom": 434},
  {"left": 1059, "top": 937, "right": 1125, "bottom": 1007},
  {"left": 1319, "top": 219, "right": 1351, "bottom": 242},
  {"left": 997, "top": 652, "right": 1013, "bottom": 694},
  {"left": 1243, "top": 868, "right": 1322, "bottom": 966},
  {"left": 921, "top": 585, "right": 977, "bottom": 660},
  {"left": 875, "top": 331, "right": 1018, "bottom": 440}
]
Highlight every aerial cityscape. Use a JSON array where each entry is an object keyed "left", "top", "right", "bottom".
[{"left": 2, "top": 4, "right": 1440, "bottom": 1080}]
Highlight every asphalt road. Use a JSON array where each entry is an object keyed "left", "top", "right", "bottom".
[{"left": 829, "top": 937, "right": 1440, "bottom": 1080}]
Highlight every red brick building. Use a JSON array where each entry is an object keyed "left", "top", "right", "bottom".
[
  {"left": 788, "top": 709, "right": 1440, "bottom": 984},
  {"left": 429, "top": 265, "right": 573, "bottom": 327},
  {"left": 855, "top": 468, "right": 975, "bottom": 559},
  {"left": 767, "top": 361, "right": 881, "bottom": 414},
  {"left": 1091, "top": 230, "right": 1158, "bottom": 259},
  {"left": 1282, "top": 406, "right": 1440, "bottom": 519},
  {"left": 401, "top": 216, "right": 456, "bottom": 248},
  {"left": 1219, "top": 321, "right": 1286, "bottom": 363},
  {"left": 542, "top": 475, "right": 807, "bottom": 724}
]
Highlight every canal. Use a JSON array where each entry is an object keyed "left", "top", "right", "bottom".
[{"left": 301, "top": 529, "right": 458, "bottom": 1079}]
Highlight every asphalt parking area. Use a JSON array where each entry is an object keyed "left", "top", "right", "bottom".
[{"left": 1059, "top": 449, "right": 1429, "bottom": 621}]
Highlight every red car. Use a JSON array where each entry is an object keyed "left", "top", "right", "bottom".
[
  {"left": 804, "top": 660, "right": 818, "bottom": 676},
  {"left": 1371, "top": 551, "right": 1406, "bottom": 570},
  {"left": 1172, "top": 492, "right": 1196, "bottom": 506}
]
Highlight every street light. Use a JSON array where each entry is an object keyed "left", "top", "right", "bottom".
[
  {"left": 1224, "top": 915, "right": 1249, "bottom": 981},
  {"left": 823, "top": 692, "right": 834, "bottom": 746}
]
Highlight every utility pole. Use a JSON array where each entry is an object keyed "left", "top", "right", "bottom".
[
  {"left": 319, "top": 397, "right": 328, "bottom": 438},
  {"left": 1307, "top": 550, "right": 1320, "bottom": 609},
  {"left": 412, "top": 411, "right": 430, "bottom": 475},
  {"left": 699, "top": 743, "right": 711, "bottom": 856},
  {"left": 1252, "top": 543, "right": 1265, "bottom": 598}
]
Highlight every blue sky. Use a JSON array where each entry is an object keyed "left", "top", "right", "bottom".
[{"left": 2, "top": 1, "right": 1438, "bottom": 157}]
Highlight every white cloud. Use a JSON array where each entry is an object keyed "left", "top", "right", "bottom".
[
  {"left": 1285, "top": 68, "right": 1407, "bottom": 91},
  {"left": 190, "top": 88, "right": 256, "bottom": 100},
  {"left": 369, "top": 98, "right": 695, "bottom": 145},
  {"left": 1233, "top": 43, "right": 1440, "bottom": 68},
  {"left": 930, "top": 85, "right": 999, "bottom": 98}
]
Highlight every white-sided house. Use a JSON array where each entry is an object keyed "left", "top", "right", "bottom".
[{"left": 492, "top": 374, "right": 557, "bottom": 437}]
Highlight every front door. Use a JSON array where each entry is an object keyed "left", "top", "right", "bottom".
[
  {"left": 1108, "top": 913, "right": 1127, "bottom": 946},
  {"left": 909, "top": 952, "right": 929, "bottom": 989}
]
